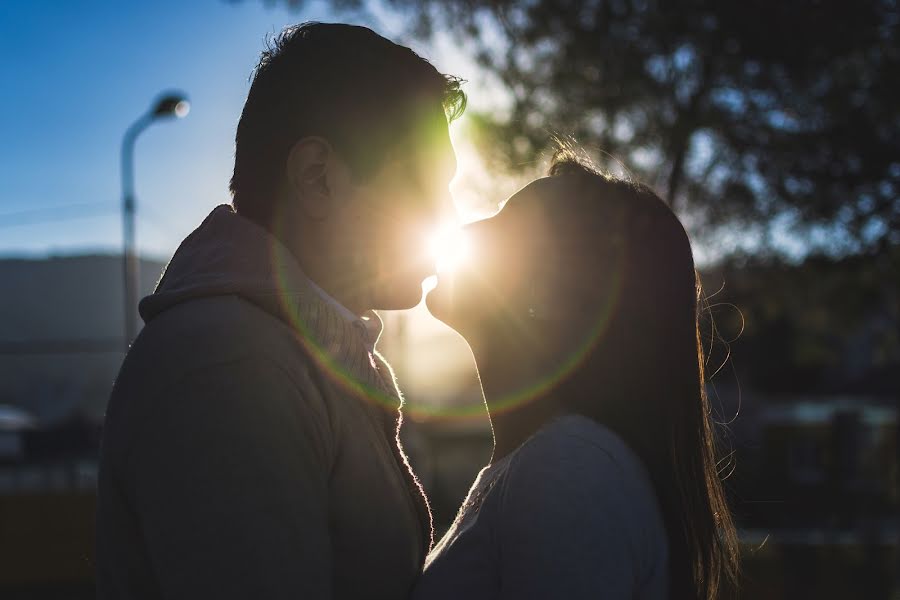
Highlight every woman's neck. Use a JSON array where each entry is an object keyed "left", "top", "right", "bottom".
[
  {"left": 488, "top": 398, "right": 565, "bottom": 463},
  {"left": 472, "top": 342, "right": 565, "bottom": 462}
]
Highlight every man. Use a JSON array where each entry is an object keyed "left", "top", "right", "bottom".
[{"left": 96, "top": 22, "right": 464, "bottom": 599}]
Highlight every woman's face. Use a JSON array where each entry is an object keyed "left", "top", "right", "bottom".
[{"left": 425, "top": 178, "right": 572, "bottom": 350}]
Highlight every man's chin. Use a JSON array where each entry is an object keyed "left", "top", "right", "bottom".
[{"left": 373, "top": 278, "right": 428, "bottom": 311}]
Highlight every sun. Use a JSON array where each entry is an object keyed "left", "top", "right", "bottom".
[{"left": 428, "top": 224, "right": 471, "bottom": 274}]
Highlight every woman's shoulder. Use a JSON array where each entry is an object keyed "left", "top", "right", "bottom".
[
  {"left": 513, "top": 414, "right": 647, "bottom": 481},
  {"left": 495, "top": 414, "right": 669, "bottom": 590},
  {"left": 499, "top": 413, "right": 664, "bottom": 535}
]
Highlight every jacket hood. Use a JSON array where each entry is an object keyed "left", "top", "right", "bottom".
[{"left": 139, "top": 205, "right": 386, "bottom": 390}]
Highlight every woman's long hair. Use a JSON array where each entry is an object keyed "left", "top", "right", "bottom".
[{"left": 546, "top": 150, "right": 740, "bottom": 599}]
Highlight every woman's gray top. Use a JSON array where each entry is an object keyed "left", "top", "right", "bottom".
[{"left": 413, "top": 414, "right": 669, "bottom": 599}]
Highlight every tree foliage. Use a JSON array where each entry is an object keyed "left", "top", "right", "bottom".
[
  {"left": 701, "top": 244, "right": 900, "bottom": 395},
  {"left": 245, "top": 0, "right": 900, "bottom": 255}
]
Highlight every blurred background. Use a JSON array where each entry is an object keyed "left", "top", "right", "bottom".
[{"left": 0, "top": 0, "right": 897, "bottom": 598}]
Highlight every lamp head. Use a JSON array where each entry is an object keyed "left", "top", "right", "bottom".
[{"left": 152, "top": 92, "right": 190, "bottom": 119}]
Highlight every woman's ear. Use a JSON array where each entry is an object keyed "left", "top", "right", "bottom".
[{"left": 285, "top": 136, "right": 333, "bottom": 220}]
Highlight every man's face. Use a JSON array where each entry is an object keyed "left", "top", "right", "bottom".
[{"left": 340, "top": 118, "right": 457, "bottom": 311}]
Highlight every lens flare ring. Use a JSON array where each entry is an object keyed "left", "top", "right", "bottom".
[
  {"left": 268, "top": 211, "right": 626, "bottom": 424},
  {"left": 409, "top": 247, "right": 627, "bottom": 422}
]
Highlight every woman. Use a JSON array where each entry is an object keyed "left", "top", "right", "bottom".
[{"left": 414, "top": 148, "right": 739, "bottom": 599}]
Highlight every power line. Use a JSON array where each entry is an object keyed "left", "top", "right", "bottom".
[
  {"left": 0, "top": 201, "right": 187, "bottom": 251},
  {"left": 0, "top": 202, "right": 116, "bottom": 229},
  {"left": 0, "top": 338, "right": 124, "bottom": 355},
  {"left": 140, "top": 204, "right": 185, "bottom": 247}
]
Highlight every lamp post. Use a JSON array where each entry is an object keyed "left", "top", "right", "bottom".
[{"left": 121, "top": 92, "right": 189, "bottom": 351}]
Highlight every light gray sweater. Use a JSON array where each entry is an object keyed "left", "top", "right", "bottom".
[
  {"left": 96, "top": 205, "right": 431, "bottom": 599},
  {"left": 413, "top": 414, "right": 669, "bottom": 599}
]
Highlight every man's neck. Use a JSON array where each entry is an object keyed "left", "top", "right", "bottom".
[
  {"left": 276, "top": 224, "right": 370, "bottom": 317},
  {"left": 305, "top": 275, "right": 365, "bottom": 321}
]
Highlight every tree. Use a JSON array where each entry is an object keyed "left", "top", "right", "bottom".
[
  {"left": 248, "top": 0, "right": 899, "bottom": 257},
  {"left": 700, "top": 244, "right": 900, "bottom": 395}
]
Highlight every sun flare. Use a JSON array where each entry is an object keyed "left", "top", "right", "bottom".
[{"left": 428, "top": 224, "right": 471, "bottom": 274}]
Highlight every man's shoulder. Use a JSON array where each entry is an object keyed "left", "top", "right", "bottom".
[
  {"left": 111, "top": 295, "right": 329, "bottom": 418},
  {"left": 146, "top": 293, "right": 286, "bottom": 341},
  {"left": 104, "top": 295, "right": 335, "bottom": 463},
  {"left": 136, "top": 295, "right": 305, "bottom": 370}
]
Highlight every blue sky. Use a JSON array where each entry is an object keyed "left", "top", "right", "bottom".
[
  {"left": 0, "top": 0, "right": 485, "bottom": 259},
  {"left": 0, "top": 1, "right": 820, "bottom": 265}
]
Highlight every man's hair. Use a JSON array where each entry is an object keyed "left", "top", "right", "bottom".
[{"left": 230, "top": 22, "right": 466, "bottom": 225}]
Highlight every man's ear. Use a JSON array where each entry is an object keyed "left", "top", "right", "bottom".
[{"left": 285, "top": 137, "right": 333, "bottom": 220}]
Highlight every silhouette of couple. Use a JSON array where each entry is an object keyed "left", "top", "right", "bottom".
[{"left": 97, "top": 22, "right": 738, "bottom": 600}]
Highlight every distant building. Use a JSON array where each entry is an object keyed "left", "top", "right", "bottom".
[
  {"left": 733, "top": 395, "right": 898, "bottom": 535},
  {"left": 0, "top": 254, "right": 165, "bottom": 424}
]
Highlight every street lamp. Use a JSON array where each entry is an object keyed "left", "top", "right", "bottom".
[{"left": 121, "top": 92, "right": 189, "bottom": 351}]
